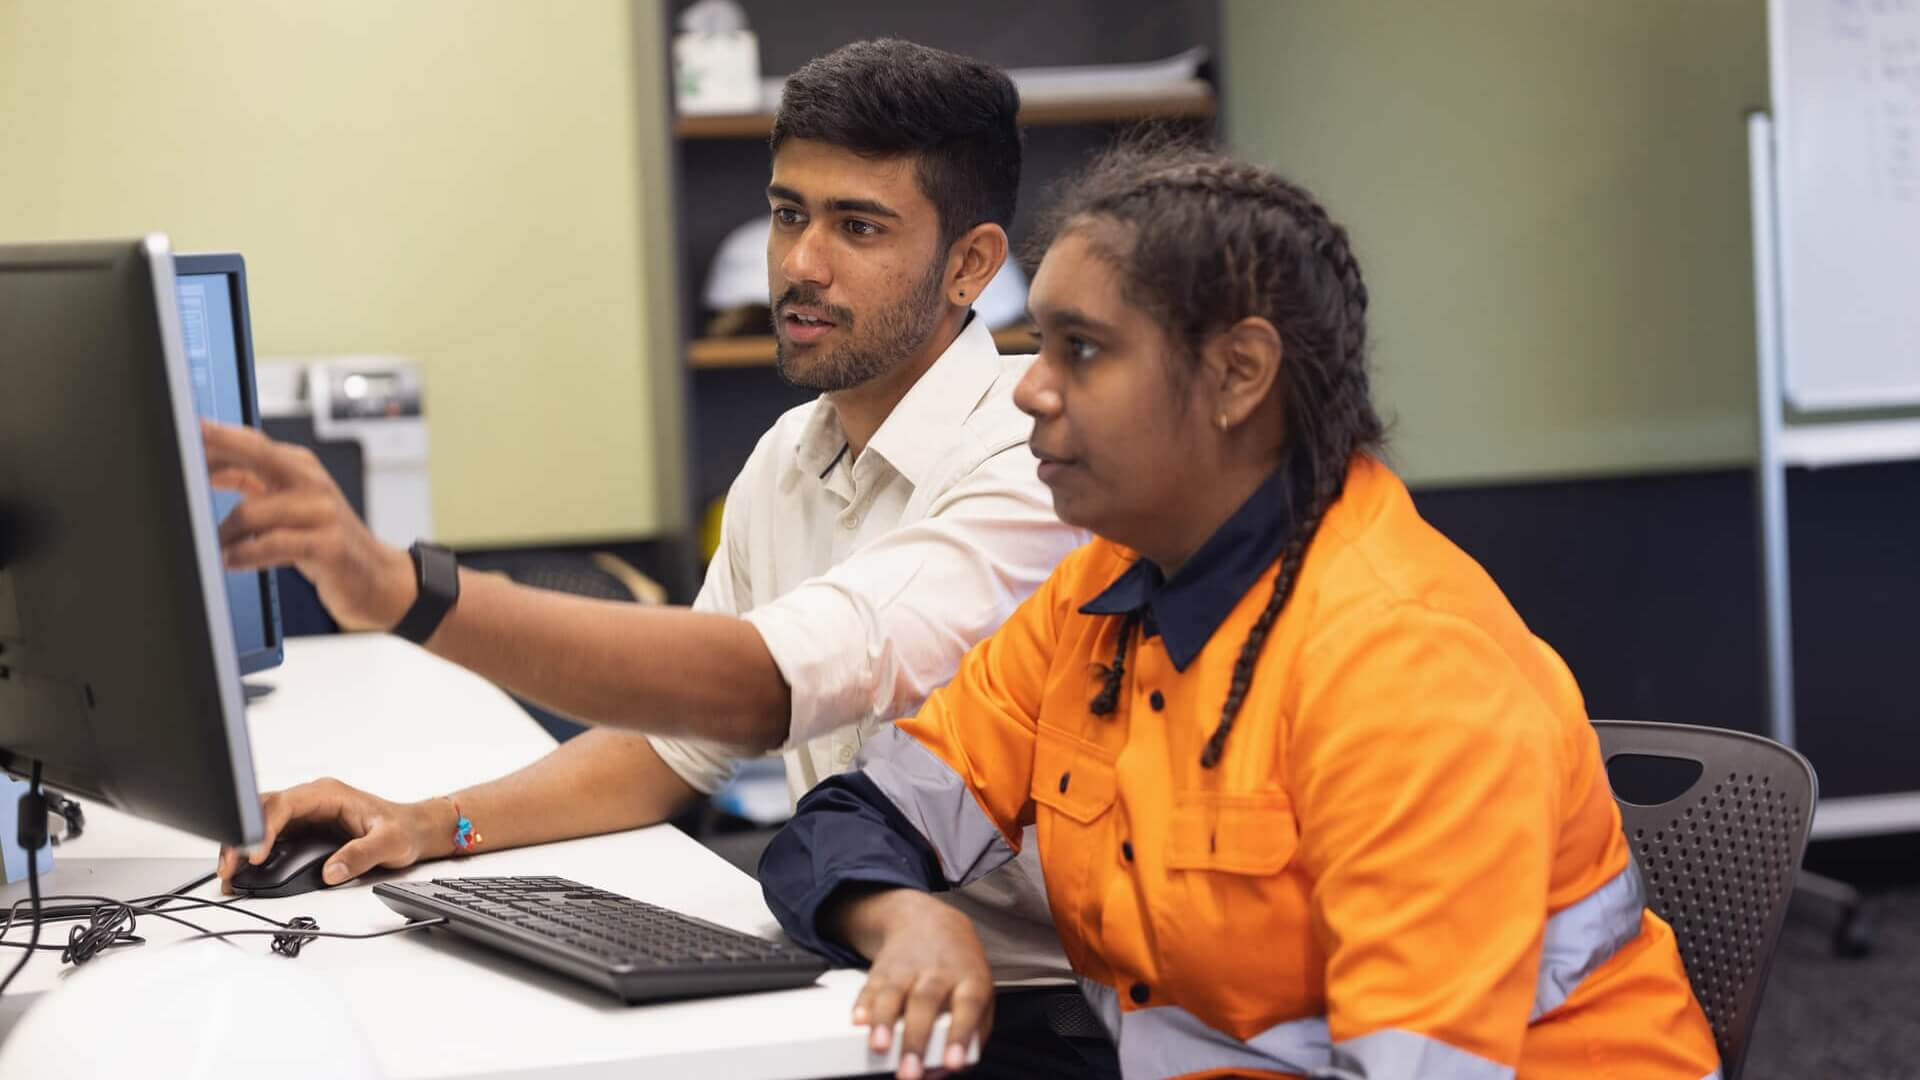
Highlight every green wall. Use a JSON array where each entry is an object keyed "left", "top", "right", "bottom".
[
  {"left": 1223, "top": 0, "right": 1768, "bottom": 487},
  {"left": 0, "top": 0, "right": 683, "bottom": 545}
]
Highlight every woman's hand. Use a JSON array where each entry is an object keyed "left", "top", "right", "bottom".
[{"left": 832, "top": 887, "right": 994, "bottom": 1080}]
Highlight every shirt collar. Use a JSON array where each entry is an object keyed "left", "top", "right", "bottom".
[
  {"left": 1079, "top": 453, "right": 1306, "bottom": 672},
  {"left": 791, "top": 313, "right": 1003, "bottom": 486},
  {"left": 862, "top": 313, "right": 1004, "bottom": 488}
]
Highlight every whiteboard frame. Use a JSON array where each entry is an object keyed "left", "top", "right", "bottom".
[
  {"left": 1749, "top": 111, "right": 1797, "bottom": 752},
  {"left": 1751, "top": 110, "right": 1920, "bottom": 837}
]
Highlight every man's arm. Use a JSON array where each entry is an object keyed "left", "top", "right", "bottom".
[
  {"left": 427, "top": 573, "right": 790, "bottom": 749},
  {"left": 202, "top": 420, "right": 793, "bottom": 749},
  {"left": 444, "top": 726, "right": 702, "bottom": 852},
  {"left": 219, "top": 727, "right": 701, "bottom": 889}
]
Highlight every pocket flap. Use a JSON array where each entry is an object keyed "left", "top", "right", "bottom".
[
  {"left": 1031, "top": 724, "right": 1118, "bottom": 824},
  {"left": 1168, "top": 792, "right": 1299, "bottom": 875}
]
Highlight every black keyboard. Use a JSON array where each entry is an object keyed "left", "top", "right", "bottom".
[{"left": 372, "top": 875, "right": 828, "bottom": 1003}]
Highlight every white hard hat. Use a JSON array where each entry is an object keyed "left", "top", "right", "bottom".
[
  {"left": 703, "top": 215, "right": 1031, "bottom": 329},
  {"left": 0, "top": 941, "right": 384, "bottom": 1079},
  {"left": 703, "top": 217, "right": 772, "bottom": 312}
]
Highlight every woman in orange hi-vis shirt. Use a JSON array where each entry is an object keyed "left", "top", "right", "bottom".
[{"left": 759, "top": 141, "right": 1722, "bottom": 1080}]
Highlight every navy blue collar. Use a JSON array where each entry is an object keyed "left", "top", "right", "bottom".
[{"left": 1079, "top": 456, "right": 1304, "bottom": 672}]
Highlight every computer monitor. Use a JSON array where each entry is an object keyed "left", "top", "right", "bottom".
[
  {"left": 0, "top": 235, "right": 265, "bottom": 850},
  {"left": 172, "top": 253, "right": 285, "bottom": 690}
]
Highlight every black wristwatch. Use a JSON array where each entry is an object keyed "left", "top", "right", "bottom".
[{"left": 393, "top": 540, "right": 460, "bottom": 645}]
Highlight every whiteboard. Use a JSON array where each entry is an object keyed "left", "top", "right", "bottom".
[{"left": 1770, "top": 0, "right": 1920, "bottom": 410}]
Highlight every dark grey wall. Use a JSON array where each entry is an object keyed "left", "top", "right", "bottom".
[{"left": 1417, "top": 461, "right": 1920, "bottom": 802}]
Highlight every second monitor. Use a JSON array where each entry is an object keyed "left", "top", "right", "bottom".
[{"left": 173, "top": 253, "right": 284, "bottom": 696}]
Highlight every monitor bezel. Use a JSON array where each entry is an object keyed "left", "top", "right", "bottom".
[{"left": 172, "top": 252, "right": 284, "bottom": 676}]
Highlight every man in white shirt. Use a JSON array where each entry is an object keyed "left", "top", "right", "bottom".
[{"left": 205, "top": 38, "right": 1115, "bottom": 1079}]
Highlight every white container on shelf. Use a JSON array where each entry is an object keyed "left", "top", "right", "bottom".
[{"left": 673, "top": 0, "right": 760, "bottom": 115}]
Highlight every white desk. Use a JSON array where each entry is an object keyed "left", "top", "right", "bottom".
[{"left": 0, "top": 635, "right": 937, "bottom": 1079}]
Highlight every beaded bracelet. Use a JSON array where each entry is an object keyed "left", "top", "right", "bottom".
[{"left": 446, "top": 796, "right": 483, "bottom": 853}]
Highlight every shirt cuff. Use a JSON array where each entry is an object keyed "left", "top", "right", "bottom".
[
  {"left": 760, "top": 772, "right": 949, "bottom": 968},
  {"left": 647, "top": 733, "right": 745, "bottom": 796},
  {"left": 742, "top": 591, "right": 878, "bottom": 748}
]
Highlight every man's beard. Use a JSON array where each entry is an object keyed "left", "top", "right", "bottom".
[{"left": 774, "top": 260, "right": 946, "bottom": 393}]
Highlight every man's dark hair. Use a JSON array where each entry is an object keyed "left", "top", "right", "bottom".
[{"left": 771, "top": 38, "right": 1022, "bottom": 251}]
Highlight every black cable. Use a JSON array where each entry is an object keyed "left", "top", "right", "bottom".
[
  {"left": 269, "top": 916, "right": 320, "bottom": 957},
  {"left": 0, "top": 892, "right": 229, "bottom": 967},
  {"left": 0, "top": 885, "right": 445, "bottom": 966},
  {"left": 180, "top": 917, "right": 446, "bottom": 951},
  {"left": 61, "top": 905, "right": 145, "bottom": 965},
  {"left": 0, "top": 760, "right": 46, "bottom": 996}
]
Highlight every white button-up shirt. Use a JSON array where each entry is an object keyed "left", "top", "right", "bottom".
[{"left": 650, "top": 315, "right": 1086, "bottom": 983}]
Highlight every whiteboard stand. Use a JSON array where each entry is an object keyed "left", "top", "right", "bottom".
[{"left": 1748, "top": 111, "right": 1920, "bottom": 843}]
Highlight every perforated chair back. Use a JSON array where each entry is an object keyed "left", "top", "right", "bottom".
[{"left": 1591, "top": 720, "right": 1816, "bottom": 1080}]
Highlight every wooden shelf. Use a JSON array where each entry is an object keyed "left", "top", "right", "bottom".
[
  {"left": 676, "top": 81, "right": 1215, "bottom": 140},
  {"left": 690, "top": 327, "right": 1040, "bottom": 369},
  {"left": 688, "top": 335, "right": 782, "bottom": 368}
]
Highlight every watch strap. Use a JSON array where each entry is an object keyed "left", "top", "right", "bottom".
[{"left": 393, "top": 541, "right": 459, "bottom": 645}]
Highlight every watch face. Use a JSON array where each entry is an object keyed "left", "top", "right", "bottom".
[{"left": 417, "top": 543, "right": 460, "bottom": 600}]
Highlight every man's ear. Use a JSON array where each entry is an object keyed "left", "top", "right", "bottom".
[
  {"left": 946, "top": 223, "right": 1008, "bottom": 307},
  {"left": 1201, "top": 317, "right": 1283, "bottom": 432}
]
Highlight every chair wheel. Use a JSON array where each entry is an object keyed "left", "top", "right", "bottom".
[{"left": 1832, "top": 905, "right": 1873, "bottom": 959}]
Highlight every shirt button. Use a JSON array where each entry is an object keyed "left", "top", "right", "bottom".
[
  {"left": 1058, "top": 772, "right": 1071, "bottom": 793},
  {"left": 1149, "top": 690, "right": 1165, "bottom": 711},
  {"left": 837, "top": 744, "right": 854, "bottom": 765},
  {"left": 1129, "top": 981, "right": 1150, "bottom": 1005},
  {"left": 1121, "top": 840, "right": 1134, "bottom": 862},
  {"left": 841, "top": 514, "right": 860, "bottom": 530}
]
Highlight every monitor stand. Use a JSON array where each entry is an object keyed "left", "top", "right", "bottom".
[
  {"left": 0, "top": 858, "right": 217, "bottom": 919},
  {"left": 242, "top": 680, "right": 275, "bottom": 702}
]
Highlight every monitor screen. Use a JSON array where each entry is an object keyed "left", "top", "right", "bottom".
[{"left": 174, "top": 257, "right": 282, "bottom": 674}]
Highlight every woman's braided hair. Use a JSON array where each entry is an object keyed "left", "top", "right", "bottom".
[{"left": 1044, "top": 138, "right": 1385, "bottom": 767}]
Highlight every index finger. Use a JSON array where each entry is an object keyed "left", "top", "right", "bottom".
[{"left": 200, "top": 420, "right": 316, "bottom": 490}]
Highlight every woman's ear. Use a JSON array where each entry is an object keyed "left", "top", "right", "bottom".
[
  {"left": 1203, "top": 317, "right": 1283, "bottom": 430},
  {"left": 947, "top": 223, "right": 1009, "bottom": 307}
]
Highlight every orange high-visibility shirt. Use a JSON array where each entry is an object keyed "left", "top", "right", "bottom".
[{"left": 765, "top": 456, "right": 1721, "bottom": 1079}]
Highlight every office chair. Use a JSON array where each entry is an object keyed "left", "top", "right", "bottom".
[{"left": 1591, "top": 719, "right": 1817, "bottom": 1080}]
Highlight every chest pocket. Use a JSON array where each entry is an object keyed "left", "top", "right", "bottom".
[
  {"left": 1167, "top": 791, "right": 1299, "bottom": 875},
  {"left": 1031, "top": 724, "right": 1117, "bottom": 824}
]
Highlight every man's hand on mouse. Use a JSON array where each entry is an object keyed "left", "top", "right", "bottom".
[{"left": 217, "top": 778, "right": 458, "bottom": 894}]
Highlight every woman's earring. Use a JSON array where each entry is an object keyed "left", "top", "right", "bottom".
[{"left": 1216, "top": 414, "right": 1229, "bottom": 431}]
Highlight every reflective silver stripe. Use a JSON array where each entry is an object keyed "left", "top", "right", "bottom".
[
  {"left": 1321, "top": 1029, "right": 1513, "bottom": 1080},
  {"left": 1123, "top": 1007, "right": 1330, "bottom": 1078},
  {"left": 1078, "top": 978, "right": 1122, "bottom": 1039},
  {"left": 1079, "top": 982, "right": 1332, "bottom": 1079},
  {"left": 1087, "top": 976, "right": 1712, "bottom": 1080},
  {"left": 857, "top": 725, "right": 1017, "bottom": 887},
  {"left": 1531, "top": 859, "right": 1648, "bottom": 1020}
]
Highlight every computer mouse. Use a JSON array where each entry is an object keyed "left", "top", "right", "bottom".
[{"left": 229, "top": 826, "right": 353, "bottom": 899}]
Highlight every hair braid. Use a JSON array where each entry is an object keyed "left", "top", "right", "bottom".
[
  {"left": 1200, "top": 463, "right": 1341, "bottom": 768},
  {"left": 1038, "top": 136, "right": 1385, "bottom": 764},
  {"left": 1089, "top": 609, "right": 1141, "bottom": 717}
]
